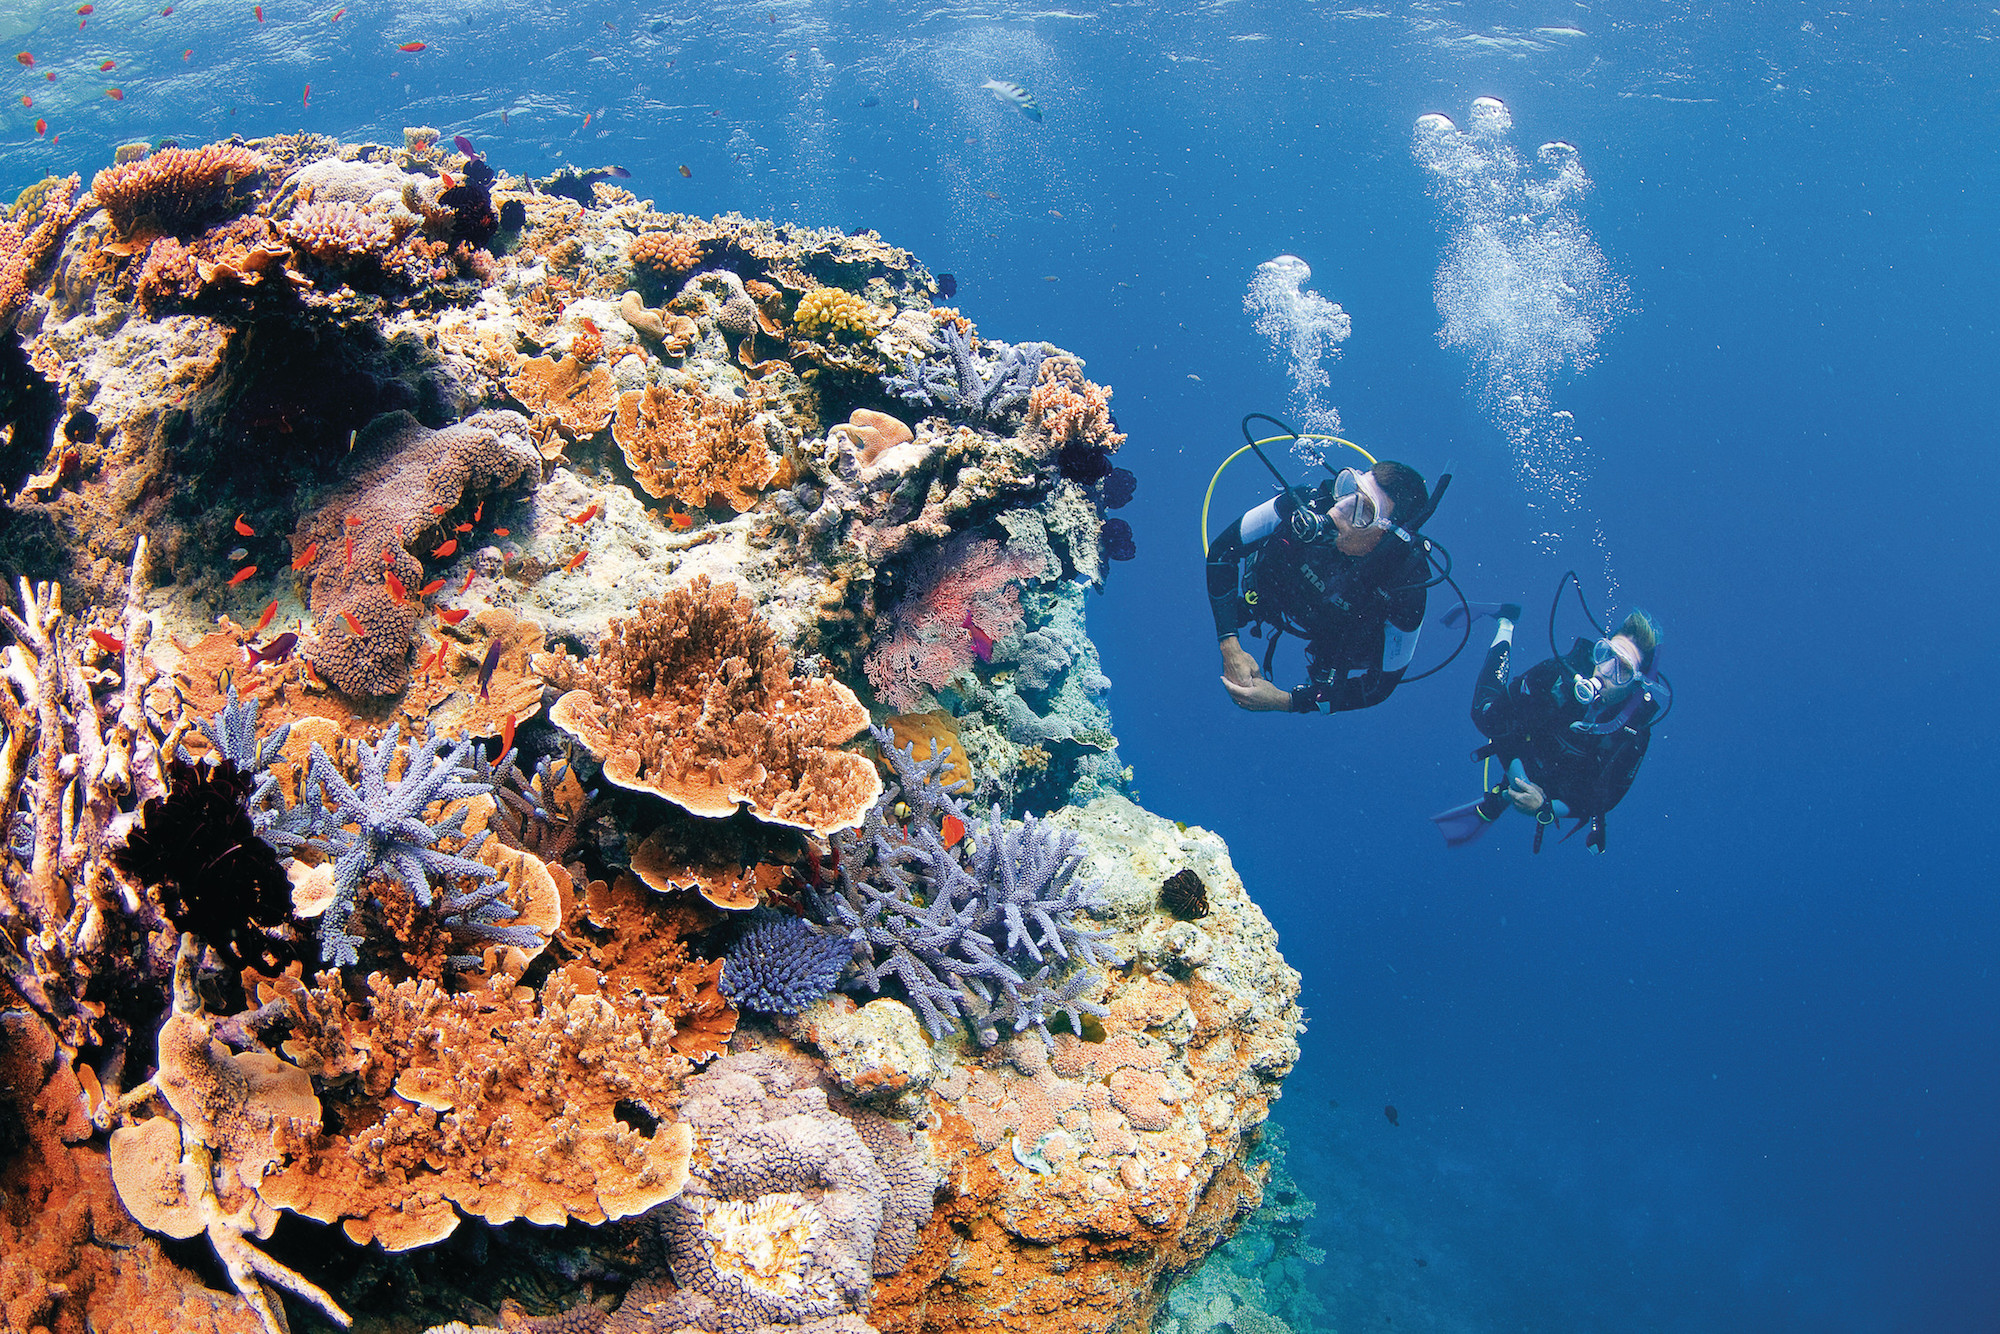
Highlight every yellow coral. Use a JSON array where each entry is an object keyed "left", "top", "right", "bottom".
[{"left": 794, "top": 286, "right": 883, "bottom": 339}]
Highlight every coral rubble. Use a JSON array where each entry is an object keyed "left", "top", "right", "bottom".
[{"left": 0, "top": 132, "right": 1298, "bottom": 1334}]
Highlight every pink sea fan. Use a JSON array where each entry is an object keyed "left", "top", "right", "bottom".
[{"left": 864, "top": 533, "right": 1041, "bottom": 712}]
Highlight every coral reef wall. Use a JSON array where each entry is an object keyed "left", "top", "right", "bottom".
[{"left": 0, "top": 134, "right": 1295, "bottom": 1334}]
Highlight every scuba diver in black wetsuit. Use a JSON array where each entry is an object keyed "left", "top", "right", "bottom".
[
  {"left": 1207, "top": 457, "right": 1439, "bottom": 713},
  {"left": 1432, "top": 580, "right": 1669, "bottom": 853}
]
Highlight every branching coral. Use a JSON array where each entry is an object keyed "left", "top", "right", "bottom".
[
  {"left": 806, "top": 729, "right": 1117, "bottom": 1048},
  {"left": 302, "top": 723, "right": 504, "bottom": 966},
  {"left": 1, "top": 173, "right": 80, "bottom": 331},
  {"left": 102, "top": 937, "right": 350, "bottom": 1334},
  {"left": 1026, "top": 355, "right": 1125, "bottom": 454},
  {"left": 884, "top": 319, "right": 1047, "bottom": 430},
  {"left": 89, "top": 143, "right": 266, "bottom": 238},
  {"left": 0, "top": 547, "right": 175, "bottom": 1061},
  {"left": 542, "top": 576, "right": 881, "bottom": 836},
  {"left": 292, "top": 410, "right": 541, "bottom": 698},
  {"left": 862, "top": 533, "right": 1045, "bottom": 713},
  {"left": 611, "top": 382, "right": 779, "bottom": 512},
  {"left": 630, "top": 230, "right": 704, "bottom": 279},
  {"left": 722, "top": 909, "right": 851, "bottom": 1015}
]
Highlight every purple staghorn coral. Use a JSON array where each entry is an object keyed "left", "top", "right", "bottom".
[
  {"left": 806, "top": 729, "right": 1118, "bottom": 1048},
  {"left": 883, "top": 321, "right": 1047, "bottom": 429}
]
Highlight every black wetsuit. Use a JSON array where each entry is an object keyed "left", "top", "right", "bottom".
[
  {"left": 1207, "top": 490, "right": 1429, "bottom": 713},
  {"left": 1470, "top": 636, "right": 1653, "bottom": 834}
]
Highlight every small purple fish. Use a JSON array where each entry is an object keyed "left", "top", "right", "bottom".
[
  {"left": 477, "top": 637, "right": 504, "bottom": 700},
  {"left": 453, "top": 132, "right": 478, "bottom": 158},
  {"left": 962, "top": 611, "right": 994, "bottom": 664},
  {"left": 246, "top": 630, "right": 298, "bottom": 668}
]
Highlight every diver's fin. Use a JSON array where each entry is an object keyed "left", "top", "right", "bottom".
[
  {"left": 1442, "top": 601, "right": 1523, "bottom": 629},
  {"left": 1431, "top": 794, "right": 1506, "bottom": 847}
]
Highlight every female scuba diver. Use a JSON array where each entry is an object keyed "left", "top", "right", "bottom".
[{"left": 1432, "top": 583, "right": 1668, "bottom": 853}]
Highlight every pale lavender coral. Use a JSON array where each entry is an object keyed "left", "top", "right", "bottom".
[
  {"left": 509, "top": 1049, "right": 934, "bottom": 1334},
  {"left": 884, "top": 322, "right": 1047, "bottom": 429},
  {"left": 806, "top": 729, "right": 1117, "bottom": 1048}
]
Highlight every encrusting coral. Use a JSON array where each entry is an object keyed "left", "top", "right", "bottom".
[
  {"left": 542, "top": 576, "right": 882, "bottom": 837},
  {"left": 612, "top": 381, "right": 781, "bottom": 512}
]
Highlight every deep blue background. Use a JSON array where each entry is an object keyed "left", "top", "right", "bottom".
[{"left": 5, "top": 2, "right": 1996, "bottom": 1329}]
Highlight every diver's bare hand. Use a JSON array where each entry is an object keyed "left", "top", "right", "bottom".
[
  {"left": 1507, "top": 776, "right": 1546, "bottom": 814},
  {"left": 1219, "top": 636, "right": 1260, "bottom": 687},
  {"left": 1221, "top": 674, "right": 1293, "bottom": 712}
]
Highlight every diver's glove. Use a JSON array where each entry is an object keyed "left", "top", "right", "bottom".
[{"left": 1586, "top": 814, "right": 1607, "bottom": 854}]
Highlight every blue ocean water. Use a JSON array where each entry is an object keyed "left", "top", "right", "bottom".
[{"left": 4, "top": 2, "right": 1996, "bottom": 1330}]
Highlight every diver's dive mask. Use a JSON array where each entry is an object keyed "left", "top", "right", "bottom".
[{"left": 1288, "top": 469, "right": 1383, "bottom": 545}]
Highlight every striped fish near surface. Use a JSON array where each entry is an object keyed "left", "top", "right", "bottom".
[{"left": 980, "top": 78, "right": 1042, "bottom": 122}]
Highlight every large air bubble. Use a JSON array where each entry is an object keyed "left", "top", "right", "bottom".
[
  {"left": 1244, "top": 255, "right": 1352, "bottom": 453},
  {"left": 1414, "top": 99, "right": 1629, "bottom": 553}
]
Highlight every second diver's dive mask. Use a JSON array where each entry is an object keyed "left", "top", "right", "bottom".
[
  {"left": 1572, "top": 639, "right": 1639, "bottom": 707},
  {"left": 1570, "top": 639, "right": 1666, "bottom": 736}
]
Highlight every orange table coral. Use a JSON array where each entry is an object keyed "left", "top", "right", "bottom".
[
  {"left": 542, "top": 575, "right": 881, "bottom": 836},
  {"left": 611, "top": 381, "right": 779, "bottom": 512}
]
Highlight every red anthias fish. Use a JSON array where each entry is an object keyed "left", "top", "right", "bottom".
[{"left": 961, "top": 611, "right": 995, "bottom": 664}]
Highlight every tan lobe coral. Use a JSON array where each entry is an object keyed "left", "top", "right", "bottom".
[
  {"left": 629, "top": 826, "right": 789, "bottom": 911},
  {"left": 828, "top": 408, "right": 914, "bottom": 467},
  {"left": 611, "top": 382, "right": 779, "bottom": 513},
  {"left": 541, "top": 576, "right": 880, "bottom": 836}
]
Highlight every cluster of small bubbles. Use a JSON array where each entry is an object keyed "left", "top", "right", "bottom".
[
  {"left": 1244, "top": 254, "right": 1352, "bottom": 445},
  {"left": 1414, "top": 97, "right": 1630, "bottom": 558}
]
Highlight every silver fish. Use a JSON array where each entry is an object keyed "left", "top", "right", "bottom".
[{"left": 980, "top": 78, "right": 1042, "bottom": 122}]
